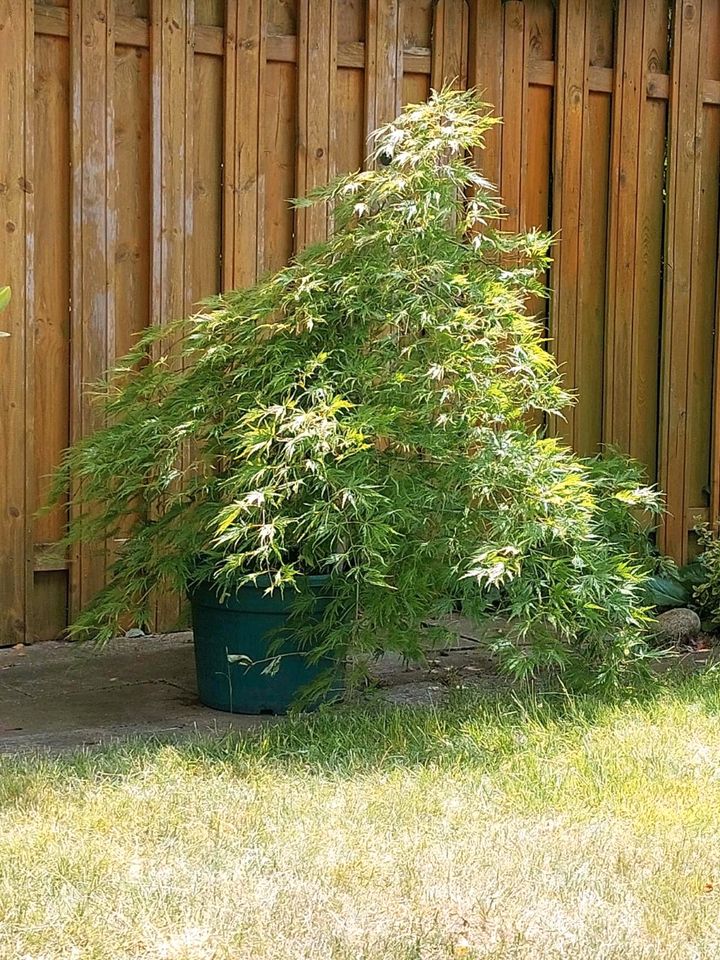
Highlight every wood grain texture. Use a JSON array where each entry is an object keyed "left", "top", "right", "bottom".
[
  {"left": 659, "top": 0, "right": 704, "bottom": 560},
  {"left": 150, "top": 0, "right": 194, "bottom": 629},
  {"left": 549, "top": 0, "right": 614, "bottom": 456},
  {"left": 191, "top": 51, "right": 222, "bottom": 303},
  {"left": 33, "top": 30, "right": 71, "bottom": 639},
  {"left": 499, "top": 1, "right": 525, "bottom": 232},
  {"left": 520, "top": 0, "right": 554, "bottom": 235},
  {"left": 431, "top": 0, "right": 468, "bottom": 91},
  {"left": 0, "top": 2, "right": 34, "bottom": 645},
  {"left": 69, "top": 0, "right": 115, "bottom": 620},
  {"left": 115, "top": 41, "right": 151, "bottom": 359},
  {"left": 549, "top": 0, "right": 588, "bottom": 449},
  {"left": 8, "top": 0, "right": 720, "bottom": 644},
  {"left": 295, "top": 0, "right": 337, "bottom": 249},
  {"left": 520, "top": 1, "right": 555, "bottom": 417},
  {"left": 694, "top": 0, "right": 720, "bottom": 539},
  {"left": 263, "top": 60, "right": 297, "bottom": 273},
  {"left": 467, "top": 0, "right": 503, "bottom": 190},
  {"left": 605, "top": 0, "right": 669, "bottom": 485},
  {"left": 336, "top": 64, "right": 365, "bottom": 175},
  {"left": 574, "top": 86, "right": 611, "bottom": 456},
  {"left": 223, "top": 0, "right": 265, "bottom": 288},
  {"left": 365, "top": 0, "right": 402, "bottom": 158},
  {"left": 687, "top": 91, "right": 719, "bottom": 532}
]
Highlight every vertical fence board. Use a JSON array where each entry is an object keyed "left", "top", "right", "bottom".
[
  {"left": 659, "top": 0, "right": 704, "bottom": 560},
  {"left": 550, "top": 0, "right": 588, "bottom": 448},
  {"left": 336, "top": 0, "right": 365, "bottom": 175},
  {"left": 523, "top": 4, "right": 555, "bottom": 237},
  {"left": 192, "top": 50, "right": 223, "bottom": 302},
  {"left": 431, "top": 0, "right": 468, "bottom": 91},
  {"left": 115, "top": 41, "right": 151, "bottom": 359},
  {"left": 468, "top": 0, "right": 503, "bottom": 189},
  {"left": 263, "top": 58, "right": 297, "bottom": 274},
  {"left": 34, "top": 29, "right": 70, "bottom": 639},
  {"left": 69, "top": 0, "right": 115, "bottom": 619},
  {"left": 685, "top": 0, "right": 720, "bottom": 534},
  {"left": 295, "top": 0, "right": 337, "bottom": 248},
  {"left": 576, "top": 87, "right": 612, "bottom": 455},
  {"left": 337, "top": 74, "right": 365, "bottom": 175},
  {"left": 579, "top": 5, "right": 614, "bottom": 456},
  {"left": 0, "top": 2, "right": 33, "bottom": 645},
  {"left": 605, "top": 0, "right": 668, "bottom": 483},
  {"left": 403, "top": 0, "right": 432, "bottom": 108},
  {"left": 499, "top": 1, "right": 526, "bottom": 231},
  {"left": 686, "top": 97, "right": 719, "bottom": 529},
  {"left": 150, "top": 0, "right": 194, "bottom": 629},
  {"left": 549, "top": 1, "right": 613, "bottom": 456},
  {"left": 709, "top": 3, "right": 720, "bottom": 532},
  {"left": 223, "top": 0, "right": 265, "bottom": 288},
  {"left": 604, "top": 0, "right": 640, "bottom": 465},
  {"left": 524, "top": 0, "right": 555, "bottom": 321},
  {"left": 365, "top": 0, "right": 402, "bottom": 155},
  {"left": 112, "top": 38, "right": 151, "bottom": 623}
]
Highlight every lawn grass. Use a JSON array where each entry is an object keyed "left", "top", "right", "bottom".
[{"left": 3, "top": 670, "right": 720, "bottom": 959}]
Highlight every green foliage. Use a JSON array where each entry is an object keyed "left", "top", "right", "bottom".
[
  {"left": 644, "top": 574, "right": 691, "bottom": 610},
  {"left": 50, "top": 89, "right": 663, "bottom": 687},
  {"left": 0, "top": 285, "right": 10, "bottom": 338},
  {"left": 692, "top": 524, "right": 720, "bottom": 626}
]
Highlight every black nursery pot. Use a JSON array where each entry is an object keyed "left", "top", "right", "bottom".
[{"left": 189, "top": 576, "right": 344, "bottom": 715}]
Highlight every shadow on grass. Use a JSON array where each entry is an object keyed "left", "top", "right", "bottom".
[{"left": 2, "top": 661, "right": 720, "bottom": 803}]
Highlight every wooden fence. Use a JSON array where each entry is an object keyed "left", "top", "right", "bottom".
[{"left": 1, "top": 0, "right": 719, "bottom": 644}]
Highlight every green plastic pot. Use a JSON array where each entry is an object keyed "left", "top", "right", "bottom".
[{"left": 189, "top": 576, "right": 343, "bottom": 715}]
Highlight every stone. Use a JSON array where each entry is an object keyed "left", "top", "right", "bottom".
[{"left": 652, "top": 608, "right": 701, "bottom": 646}]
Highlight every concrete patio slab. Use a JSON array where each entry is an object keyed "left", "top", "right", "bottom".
[
  {"left": 2, "top": 622, "right": 711, "bottom": 756},
  {"left": 0, "top": 634, "right": 271, "bottom": 755},
  {"left": 0, "top": 621, "right": 500, "bottom": 754}
]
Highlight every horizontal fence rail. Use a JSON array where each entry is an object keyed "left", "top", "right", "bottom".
[{"left": 0, "top": 0, "right": 719, "bottom": 643}]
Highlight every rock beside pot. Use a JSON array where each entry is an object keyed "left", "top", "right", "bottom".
[{"left": 651, "top": 608, "right": 701, "bottom": 646}]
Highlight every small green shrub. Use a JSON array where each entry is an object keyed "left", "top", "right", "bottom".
[
  {"left": 50, "top": 89, "right": 662, "bottom": 688},
  {"left": 692, "top": 524, "right": 720, "bottom": 627}
]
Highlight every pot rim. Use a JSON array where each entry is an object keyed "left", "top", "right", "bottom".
[{"left": 188, "top": 571, "right": 332, "bottom": 598}]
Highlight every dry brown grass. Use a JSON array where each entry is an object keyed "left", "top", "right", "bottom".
[{"left": 3, "top": 675, "right": 720, "bottom": 958}]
